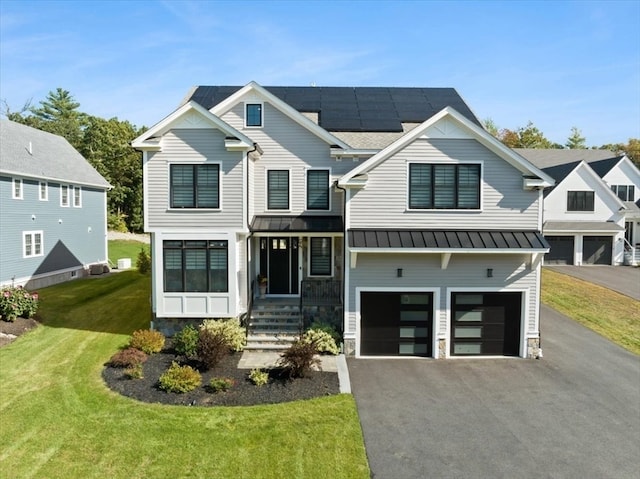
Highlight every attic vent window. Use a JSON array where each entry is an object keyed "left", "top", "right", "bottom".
[{"left": 245, "top": 103, "right": 263, "bottom": 127}]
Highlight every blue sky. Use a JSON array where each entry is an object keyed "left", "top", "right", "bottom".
[{"left": 1, "top": 0, "right": 638, "bottom": 146}]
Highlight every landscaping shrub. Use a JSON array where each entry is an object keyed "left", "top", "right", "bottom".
[
  {"left": 200, "top": 318, "right": 246, "bottom": 352},
  {"left": 159, "top": 361, "right": 202, "bottom": 393},
  {"left": 173, "top": 324, "right": 199, "bottom": 358},
  {"left": 303, "top": 328, "right": 340, "bottom": 355},
  {"left": 136, "top": 247, "right": 151, "bottom": 274},
  {"left": 248, "top": 368, "right": 269, "bottom": 386},
  {"left": 129, "top": 329, "right": 165, "bottom": 354},
  {"left": 309, "top": 321, "right": 341, "bottom": 344},
  {"left": 108, "top": 347, "right": 148, "bottom": 368},
  {"left": 197, "top": 328, "right": 231, "bottom": 370},
  {"left": 124, "top": 363, "right": 144, "bottom": 379},
  {"left": 0, "top": 286, "right": 39, "bottom": 322},
  {"left": 278, "top": 339, "right": 320, "bottom": 378},
  {"left": 208, "top": 377, "right": 235, "bottom": 393}
]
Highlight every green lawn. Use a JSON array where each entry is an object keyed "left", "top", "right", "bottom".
[
  {"left": 542, "top": 268, "right": 640, "bottom": 355},
  {"left": 108, "top": 239, "right": 149, "bottom": 267},
  {"left": 0, "top": 271, "right": 369, "bottom": 478}
]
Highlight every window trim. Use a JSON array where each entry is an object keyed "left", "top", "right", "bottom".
[
  {"left": 162, "top": 239, "right": 229, "bottom": 293},
  {"left": 245, "top": 102, "right": 264, "bottom": 128},
  {"left": 39, "top": 181, "right": 48, "bottom": 201},
  {"left": 567, "top": 190, "right": 595, "bottom": 212},
  {"left": 60, "top": 185, "right": 70, "bottom": 207},
  {"left": 73, "top": 186, "right": 82, "bottom": 207},
  {"left": 266, "top": 169, "right": 291, "bottom": 211},
  {"left": 611, "top": 184, "right": 635, "bottom": 202},
  {"left": 12, "top": 178, "right": 23, "bottom": 200},
  {"left": 407, "top": 162, "right": 482, "bottom": 210},
  {"left": 306, "top": 168, "right": 331, "bottom": 211},
  {"left": 169, "top": 163, "right": 221, "bottom": 210},
  {"left": 23, "top": 230, "right": 44, "bottom": 258},
  {"left": 308, "top": 236, "right": 333, "bottom": 277}
]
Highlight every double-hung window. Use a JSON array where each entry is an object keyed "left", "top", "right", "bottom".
[
  {"left": 310, "top": 237, "right": 332, "bottom": 276},
  {"left": 13, "top": 178, "right": 23, "bottom": 199},
  {"left": 39, "top": 181, "right": 48, "bottom": 201},
  {"left": 611, "top": 185, "right": 635, "bottom": 201},
  {"left": 163, "top": 240, "right": 228, "bottom": 292},
  {"left": 73, "top": 186, "right": 82, "bottom": 207},
  {"left": 60, "top": 185, "right": 70, "bottom": 207},
  {"left": 267, "top": 170, "right": 289, "bottom": 210},
  {"left": 567, "top": 191, "right": 594, "bottom": 211},
  {"left": 170, "top": 164, "right": 220, "bottom": 209},
  {"left": 307, "top": 169, "right": 330, "bottom": 210},
  {"left": 245, "top": 103, "right": 263, "bottom": 127},
  {"left": 24, "top": 231, "right": 43, "bottom": 258},
  {"left": 409, "top": 163, "right": 480, "bottom": 209}
]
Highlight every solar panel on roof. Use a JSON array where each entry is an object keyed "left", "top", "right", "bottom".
[{"left": 360, "top": 119, "right": 402, "bottom": 131}]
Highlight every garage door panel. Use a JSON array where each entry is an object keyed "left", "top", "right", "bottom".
[
  {"left": 361, "top": 292, "right": 432, "bottom": 357},
  {"left": 545, "top": 236, "right": 574, "bottom": 265},
  {"left": 451, "top": 292, "right": 521, "bottom": 357},
  {"left": 583, "top": 236, "right": 612, "bottom": 265}
]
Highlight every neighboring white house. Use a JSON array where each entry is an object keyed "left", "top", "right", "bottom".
[
  {"left": 134, "top": 81, "right": 553, "bottom": 359},
  {"left": 517, "top": 149, "right": 640, "bottom": 265},
  {"left": 0, "top": 120, "right": 111, "bottom": 288}
]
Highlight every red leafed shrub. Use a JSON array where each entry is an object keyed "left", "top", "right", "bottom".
[{"left": 108, "top": 348, "right": 148, "bottom": 368}]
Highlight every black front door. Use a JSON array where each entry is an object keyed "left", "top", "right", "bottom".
[{"left": 266, "top": 237, "right": 298, "bottom": 294}]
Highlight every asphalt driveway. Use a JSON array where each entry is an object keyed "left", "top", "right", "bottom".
[
  {"left": 348, "top": 305, "right": 640, "bottom": 479},
  {"left": 545, "top": 265, "right": 640, "bottom": 300}
]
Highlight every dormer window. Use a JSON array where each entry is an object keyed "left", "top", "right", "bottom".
[{"left": 245, "top": 103, "right": 263, "bottom": 127}]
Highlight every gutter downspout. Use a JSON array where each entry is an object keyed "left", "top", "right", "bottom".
[{"left": 334, "top": 180, "right": 347, "bottom": 338}]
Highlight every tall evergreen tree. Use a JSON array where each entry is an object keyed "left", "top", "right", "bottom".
[{"left": 566, "top": 127, "right": 586, "bottom": 149}]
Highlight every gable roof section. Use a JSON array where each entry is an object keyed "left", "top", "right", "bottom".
[
  {"left": 588, "top": 156, "right": 625, "bottom": 177},
  {"left": 132, "top": 101, "right": 254, "bottom": 151},
  {"left": 204, "top": 82, "right": 350, "bottom": 149},
  {"left": 338, "top": 107, "right": 554, "bottom": 187},
  {"left": 0, "top": 120, "right": 111, "bottom": 188},
  {"left": 542, "top": 160, "right": 626, "bottom": 208},
  {"left": 189, "top": 83, "right": 482, "bottom": 133}
]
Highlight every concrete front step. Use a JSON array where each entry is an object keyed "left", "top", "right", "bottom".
[{"left": 245, "top": 333, "right": 300, "bottom": 352}]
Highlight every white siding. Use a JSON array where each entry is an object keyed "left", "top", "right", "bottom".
[
  {"left": 601, "top": 158, "right": 640, "bottom": 204},
  {"left": 145, "top": 129, "right": 244, "bottom": 229},
  {"left": 222, "top": 101, "right": 356, "bottom": 216},
  {"left": 348, "top": 138, "right": 540, "bottom": 229}
]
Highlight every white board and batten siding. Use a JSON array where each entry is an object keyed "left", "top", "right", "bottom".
[
  {"left": 145, "top": 128, "right": 245, "bottom": 230},
  {"left": 221, "top": 100, "right": 357, "bottom": 216},
  {"left": 346, "top": 253, "right": 539, "bottom": 357},
  {"left": 348, "top": 138, "right": 540, "bottom": 230}
]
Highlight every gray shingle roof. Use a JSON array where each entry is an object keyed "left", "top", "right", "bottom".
[
  {"left": 543, "top": 221, "right": 624, "bottom": 232},
  {"left": 515, "top": 148, "right": 618, "bottom": 170},
  {"left": 0, "top": 120, "right": 111, "bottom": 188},
  {"left": 187, "top": 86, "right": 481, "bottom": 133},
  {"left": 348, "top": 229, "right": 548, "bottom": 250}
]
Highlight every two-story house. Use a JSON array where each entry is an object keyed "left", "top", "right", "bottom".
[
  {"left": 517, "top": 149, "right": 640, "bottom": 265},
  {"left": 133, "top": 81, "right": 553, "bottom": 358},
  {"left": 0, "top": 120, "right": 111, "bottom": 289}
]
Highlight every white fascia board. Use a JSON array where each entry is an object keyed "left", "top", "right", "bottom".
[
  {"left": 349, "top": 247, "right": 550, "bottom": 254},
  {"left": 210, "top": 81, "right": 350, "bottom": 149},
  {"left": 132, "top": 101, "right": 253, "bottom": 151},
  {"left": 338, "top": 107, "right": 555, "bottom": 188}
]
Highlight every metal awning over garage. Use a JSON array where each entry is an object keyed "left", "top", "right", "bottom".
[
  {"left": 348, "top": 229, "right": 549, "bottom": 269},
  {"left": 251, "top": 215, "right": 343, "bottom": 233},
  {"left": 348, "top": 229, "right": 549, "bottom": 250},
  {"left": 543, "top": 221, "right": 624, "bottom": 235}
]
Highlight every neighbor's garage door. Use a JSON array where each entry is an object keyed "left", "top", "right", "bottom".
[
  {"left": 451, "top": 292, "right": 522, "bottom": 356},
  {"left": 360, "top": 292, "right": 432, "bottom": 356},
  {"left": 545, "top": 236, "right": 574, "bottom": 264},
  {"left": 583, "top": 236, "right": 612, "bottom": 265}
]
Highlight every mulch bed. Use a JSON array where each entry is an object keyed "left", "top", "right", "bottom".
[
  {"left": 102, "top": 341, "right": 340, "bottom": 407},
  {"left": 0, "top": 317, "right": 39, "bottom": 348}
]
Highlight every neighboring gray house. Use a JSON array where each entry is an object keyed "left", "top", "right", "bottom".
[
  {"left": 516, "top": 149, "right": 640, "bottom": 266},
  {"left": 0, "top": 120, "right": 111, "bottom": 289},
  {"left": 133, "top": 81, "right": 553, "bottom": 359}
]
